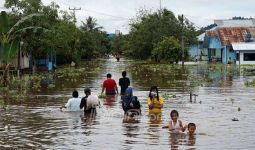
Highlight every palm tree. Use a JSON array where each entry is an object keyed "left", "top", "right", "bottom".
[
  {"left": 0, "top": 11, "right": 42, "bottom": 86},
  {"left": 81, "top": 16, "right": 103, "bottom": 32}
]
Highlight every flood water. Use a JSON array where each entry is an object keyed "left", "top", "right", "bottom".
[{"left": 1, "top": 57, "right": 255, "bottom": 150}]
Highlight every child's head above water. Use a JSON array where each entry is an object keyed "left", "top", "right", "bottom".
[
  {"left": 187, "top": 123, "right": 196, "bottom": 135},
  {"left": 170, "top": 110, "right": 179, "bottom": 121}
]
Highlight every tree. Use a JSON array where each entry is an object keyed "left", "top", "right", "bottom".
[
  {"left": 152, "top": 36, "right": 184, "bottom": 63},
  {"left": 197, "top": 23, "right": 217, "bottom": 35},
  {"left": 110, "top": 35, "right": 129, "bottom": 55},
  {"left": 4, "top": 0, "right": 61, "bottom": 70},
  {"left": 81, "top": 16, "right": 102, "bottom": 32},
  {"left": 4, "top": 0, "right": 42, "bottom": 14},
  {"left": 80, "top": 16, "right": 110, "bottom": 58},
  {"left": 3, "top": 0, "right": 111, "bottom": 67},
  {"left": 0, "top": 11, "right": 42, "bottom": 86},
  {"left": 127, "top": 9, "right": 197, "bottom": 60}
]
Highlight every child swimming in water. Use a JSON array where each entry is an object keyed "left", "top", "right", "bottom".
[
  {"left": 163, "top": 110, "right": 185, "bottom": 133},
  {"left": 186, "top": 123, "right": 196, "bottom": 135}
]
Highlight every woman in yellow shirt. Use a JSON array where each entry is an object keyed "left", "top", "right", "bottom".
[{"left": 147, "top": 86, "right": 164, "bottom": 114}]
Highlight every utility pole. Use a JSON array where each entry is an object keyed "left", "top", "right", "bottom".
[
  {"left": 159, "top": 0, "right": 162, "bottom": 12},
  {"left": 181, "top": 14, "right": 185, "bottom": 68},
  {"left": 69, "top": 7, "right": 81, "bottom": 23}
]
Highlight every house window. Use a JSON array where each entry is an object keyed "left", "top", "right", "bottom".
[
  {"left": 236, "top": 53, "right": 239, "bottom": 60},
  {"left": 244, "top": 53, "right": 255, "bottom": 61}
]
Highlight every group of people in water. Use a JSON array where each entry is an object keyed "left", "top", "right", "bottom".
[{"left": 60, "top": 71, "right": 196, "bottom": 135}]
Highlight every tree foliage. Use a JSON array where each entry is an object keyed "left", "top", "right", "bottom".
[
  {"left": 0, "top": 10, "right": 43, "bottom": 86},
  {"left": 152, "top": 36, "right": 183, "bottom": 63},
  {"left": 81, "top": 16, "right": 103, "bottom": 32},
  {"left": 3, "top": 0, "right": 111, "bottom": 65},
  {"left": 110, "top": 35, "right": 129, "bottom": 55},
  {"left": 127, "top": 9, "right": 197, "bottom": 61}
]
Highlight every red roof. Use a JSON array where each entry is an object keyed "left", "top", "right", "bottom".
[
  {"left": 206, "top": 27, "right": 254, "bottom": 46},
  {"left": 206, "top": 30, "right": 218, "bottom": 37},
  {"left": 218, "top": 27, "right": 247, "bottom": 45}
]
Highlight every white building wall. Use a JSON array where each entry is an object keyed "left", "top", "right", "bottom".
[
  {"left": 236, "top": 51, "right": 255, "bottom": 65},
  {"left": 0, "top": 52, "right": 30, "bottom": 69}
]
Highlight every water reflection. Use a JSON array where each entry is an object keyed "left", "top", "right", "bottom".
[
  {"left": 147, "top": 125, "right": 160, "bottom": 145},
  {"left": 169, "top": 133, "right": 196, "bottom": 150},
  {"left": 103, "top": 95, "right": 118, "bottom": 107},
  {"left": 81, "top": 111, "right": 98, "bottom": 127},
  {"left": 149, "top": 113, "right": 162, "bottom": 125},
  {"left": 122, "top": 122, "right": 140, "bottom": 150},
  {"left": 122, "top": 122, "right": 140, "bottom": 138},
  {"left": 122, "top": 108, "right": 141, "bottom": 121}
]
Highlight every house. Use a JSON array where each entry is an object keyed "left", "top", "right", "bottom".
[
  {"left": 0, "top": 52, "right": 56, "bottom": 71},
  {"left": 0, "top": 51, "right": 30, "bottom": 70},
  {"left": 232, "top": 42, "right": 255, "bottom": 64},
  {"left": 1, "top": 41, "right": 55, "bottom": 71},
  {"left": 188, "top": 33, "right": 208, "bottom": 61},
  {"left": 30, "top": 52, "right": 56, "bottom": 71},
  {"left": 204, "top": 19, "right": 255, "bottom": 64}
]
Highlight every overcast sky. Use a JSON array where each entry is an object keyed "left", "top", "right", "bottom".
[{"left": 1, "top": 0, "right": 254, "bottom": 34}]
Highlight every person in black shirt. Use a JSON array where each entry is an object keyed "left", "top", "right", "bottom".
[
  {"left": 119, "top": 71, "right": 130, "bottom": 95},
  {"left": 80, "top": 88, "right": 97, "bottom": 114}
]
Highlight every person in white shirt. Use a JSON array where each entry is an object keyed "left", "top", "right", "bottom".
[{"left": 60, "top": 90, "right": 82, "bottom": 111}]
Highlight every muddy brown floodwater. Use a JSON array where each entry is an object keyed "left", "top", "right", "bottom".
[{"left": 1, "top": 57, "right": 255, "bottom": 150}]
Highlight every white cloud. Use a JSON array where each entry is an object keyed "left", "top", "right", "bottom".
[{"left": 1, "top": 0, "right": 255, "bottom": 33}]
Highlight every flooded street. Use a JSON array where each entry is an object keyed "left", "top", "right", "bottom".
[{"left": 1, "top": 57, "right": 255, "bottom": 150}]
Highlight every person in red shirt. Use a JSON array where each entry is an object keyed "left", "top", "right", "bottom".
[{"left": 101, "top": 73, "right": 118, "bottom": 95}]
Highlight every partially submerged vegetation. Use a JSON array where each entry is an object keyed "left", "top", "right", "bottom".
[
  {"left": 0, "top": 60, "right": 103, "bottom": 102},
  {"left": 245, "top": 79, "right": 255, "bottom": 87},
  {"left": 128, "top": 63, "right": 246, "bottom": 90}
]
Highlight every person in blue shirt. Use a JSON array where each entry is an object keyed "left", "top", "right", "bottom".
[{"left": 122, "top": 87, "right": 141, "bottom": 116}]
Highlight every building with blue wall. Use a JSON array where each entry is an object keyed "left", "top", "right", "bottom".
[
  {"left": 188, "top": 33, "right": 208, "bottom": 61},
  {"left": 203, "top": 19, "right": 255, "bottom": 64},
  {"left": 29, "top": 52, "right": 56, "bottom": 71}
]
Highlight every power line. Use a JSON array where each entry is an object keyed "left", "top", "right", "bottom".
[
  {"left": 51, "top": 0, "right": 129, "bottom": 20},
  {"left": 51, "top": 0, "right": 76, "bottom": 8},
  {"left": 82, "top": 9, "right": 129, "bottom": 20}
]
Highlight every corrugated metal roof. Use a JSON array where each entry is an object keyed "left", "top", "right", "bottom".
[
  {"left": 214, "top": 19, "right": 255, "bottom": 27},
  {"left": 206, "top": 30, "right": 218, "bottom": 37},
  {"left": 217, "top": 27, "right": 247, "bottom": 45},
  {"left": 248, "top": 27, "right": 255, "bottom": 39},
  {"left": 232, "top": 42, "right": 255, "bottom": 51},
  {"left": 205, "top": 20, "right": 255, "bottom": 46},
  {"left": 205, "top": 27, "right": 255, "bottom": 46}
]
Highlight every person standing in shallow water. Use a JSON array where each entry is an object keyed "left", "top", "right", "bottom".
[
  {"left": 61, "top": 90, "right": 81, "bottom": 111},
  {"left": 148, "top": 86, "right": 164, "bottom": 123},
  {"left": 122, "top": 87, "right": 141, "bottom": 114},
  {"left": 119, "top": 71, "right": 130, "bottom": 96},
  {"left": 148, "top": 86, "right": 164, "bottom": 114},
  {"left": 80, "top": 88, "right": 99, "bottom": 114},
  {"left": 101, "top": 73, "right": 118, "bottom": 95}
]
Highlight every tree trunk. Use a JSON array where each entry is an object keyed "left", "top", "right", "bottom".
[
  {"left": 2, "top": 63, "right": 10, "bottom": 87},
  {"left": 32, "top": 58, "right": 37, "bottom": 74}
]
